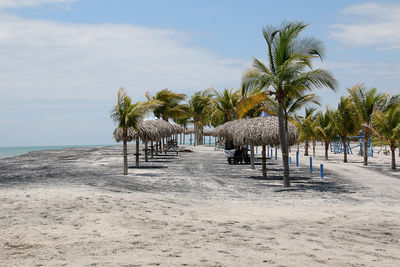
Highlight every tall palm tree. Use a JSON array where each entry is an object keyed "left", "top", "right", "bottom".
[
  {"left": 347, "top": 84, "right": 387, "bottom": 166},
  {"left": 372, "top": 104, "right": 400, "bottom": 170},
  {"left": 146, "top": 89, "right": 188, "bottom": 121},
  {"left": 315, "top": 107, "right": 336, "bottom": 160},
  {"left": 189, "top": 89, "right": 213, "bottom": 145},
  {"left": 210, "top": 88, "right": 240, "bottom": 126},
  {"left": 241, "top": 21, "right": 337, "bottom": 187},
  {"left": 111, "top": 88, "right": 155, "bottom": 174},
  {"left": 333, "top": 96, "right": 360, "bottom": 163}
]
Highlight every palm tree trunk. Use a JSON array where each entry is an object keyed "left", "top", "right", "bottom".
[
  {"left": 304, "top": 140, "right": 309, "bottom": 156},
  {"left": 250, "top": 145, "right": 255, "bottom": 170},
  {"left": 391, "top": 144, "right": 396, "bottom": 171},
  {"left": 123, "top": 131, "right": 128, "bottom": 175},
  {"left": 136, "top": 136, "right": 140, "bottom": 167},
  {"left": 312, "top": 140, "right": 316, "bottom": 157},
  {"left": 262, "top": 144, "right": 267, "bottom": 178},
  {"left": 343, "top": 136, "right": 348, "bottom": 163},
  {"left": 193, "top": 123, "right": 197, "bottom": 146},
  {"left": 324, "top": 140, "right": 329, "bottom": 160},
  {"left": 278, "top": 102, "right": 290, "bottom": 187},
  {"left": 363, "top": 132, "right": 369, "bottom": 166},
  {"left": 144, "top": 136, "right": 148, "bottom": 162}
]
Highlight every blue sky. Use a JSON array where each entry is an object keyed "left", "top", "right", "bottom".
[{"left": 0, "top": 0, "right": 399, "bottom": 146}]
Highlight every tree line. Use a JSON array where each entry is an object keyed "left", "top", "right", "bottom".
[{"left": 112, "top": 21, "right": 400, "bottom": 186}]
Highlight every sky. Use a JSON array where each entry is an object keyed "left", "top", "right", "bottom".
[{"left": 0, "top": 0, "right": 399, "bottom": 146}]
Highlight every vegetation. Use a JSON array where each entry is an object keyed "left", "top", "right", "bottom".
[
  {"left": 189, "top": 90, "right": 213, "bottom": 146},
  {"left": 111, "top": 21, "right": 400, "bottom": 184},
  {"left": 333, "top": 96, "right": 360, "bottom": 163},
  {"left": 240, "top": 21, "right": 337, "bottom": 187},
  {"left": 372, "top": 105, "right": 400, "bottom": 170},
  {"left": 111, "top": 88, "right": 157, "bottom": 174}
]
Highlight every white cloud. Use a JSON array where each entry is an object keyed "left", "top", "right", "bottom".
[
  {"left": 330, "top": 2, "right": 400, "bottom": 49},
  {"left": 0, "top": 0, "right": 75, "bottom": 9},
  {"left": 0, "top": 14, "right": 246, "bottom": 103}
]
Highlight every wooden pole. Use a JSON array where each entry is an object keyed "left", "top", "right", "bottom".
[
  {"left": 250, "top": 145, "right": 255, "bottom": 170},
  {"left": 262, "top": 144, "right": 267, "bottom": 178},
  {"left": 135, "top": 136, "right": 140, "bottom": 167},
  {"left": 151, "top": 140, "right": 154, "bottom": 158},
  {"left": 144, "top": 136, "right": 148, "bottom": 162}
]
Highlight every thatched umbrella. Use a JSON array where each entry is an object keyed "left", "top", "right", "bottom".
[
  {"left": 232, "top": 116, "right": 297, "bottom": 147},
  {"left": 113, "top": 127, "right": 137, "bottom": 142},
  {"left": 138, "top": 120, "right": 161, "bottom": 161},
  {"left": 218, "top": 116, "right": 297, "bottom": 178},
  {"left": 236, "top": 116, "right": 297, "bottom": 177}
]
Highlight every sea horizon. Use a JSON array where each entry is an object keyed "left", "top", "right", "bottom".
[
  {"left": 0, "top": 142, "right": 216, "bottom": 159},
  {"left": 0, "top": 144, "right": 115, "bottom": 159}
]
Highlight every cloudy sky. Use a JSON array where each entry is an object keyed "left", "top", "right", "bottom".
[{"left": 0, "top": 0, "right": 399, "bottom": 146}]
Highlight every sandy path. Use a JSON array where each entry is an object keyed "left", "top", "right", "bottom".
[{"left": 0, "top": 145, "right": 399, "bottom": 266}]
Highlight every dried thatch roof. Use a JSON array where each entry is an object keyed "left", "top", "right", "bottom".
[
  {"left": 185, "top": 127, "right": 194, "bottom": 134},
  {"left": 113, "top": 119, "right": 183, "bottom": 143},
  {"left": 113, "top": 127, "right": 137, "bottom": 142},
  {"left": 202, "top": 129, "right": 212, "bottom": 136},
  {"left": 219, "top": 116, "right": 298, "bottom": 146},
  {"left": 137, "top": 120, "right": 160, "bottom": 141},
  {"left": 217, "top": 120, "right": 239, "bottom": 139}
]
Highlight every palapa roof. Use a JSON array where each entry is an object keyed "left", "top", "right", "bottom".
[
  {"left": 113, "top": 119, "right": 183, "bottom": 143},
  {"left": 184, "top": 127, "right": 194, "bottom": 134},
  {"left": 219, "top": 116, "right": 298, "bottom": 146},
  {"left": 113, "top": 127, "right": 137, "bottom": 142}
]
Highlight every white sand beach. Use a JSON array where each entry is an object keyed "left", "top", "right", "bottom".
[{"left": 0, "top": 145, "right": 399, "bottom": 266}]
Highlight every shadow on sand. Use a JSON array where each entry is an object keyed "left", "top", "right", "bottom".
[{"left": 128, "top": 165, "right": 168, "bottom": 169}]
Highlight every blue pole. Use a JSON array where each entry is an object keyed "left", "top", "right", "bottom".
[
  {"left": 256, "top": 146, "right": 258, "bottom": 154},
  {"left": 289, "top": 157, "right": 291, "bottom": 165},
  {"left": 310, "top": 157, "right": 313, "bottom": 174},
  {"left": 320, "top": 164, "right": 324, "bottom": 178},
  {"left": 275, "top": 147, "right": 278, "bottom": 160},
  {"left": 296, "top": 151, "right": 299, "bottom": 167},
  {"left": 267, "top": 146, "right": 269, "bottom": 157},
  {"left": 271, "top": 148, "right": 273, "bottom": 158}
]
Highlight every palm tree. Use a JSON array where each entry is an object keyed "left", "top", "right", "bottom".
[
  {"left": 210, "top": 88, "right": 240, "bottom": 125},
  {"left": 146, "top": 89, "right": 188, "bottom": 151},
  {"left": 111, "top": 88, "right": 154, "bottom": 174},
  {"left": 298, "top": 107, "right": 317, "bottom": 157},
  {"left": 146, "top": 89, "right": 187, "bottom": 121},
  {"left": 189, "top": 90, "right": 213, "bottom": 145},
  {"left": 241, "top": 22, "right": 337, "bottom": 187},
  {"left": 315, "top": 107, "right": 336, "bottom": 160},
  {"left": 372, "top": 104, "right": 400, "bottom": 170},
  {"left": 347, "top": 84, "right": 387, "bottom": 166},
  {"left": 333, "top": 96, "right": 360, "bottom": 163}
]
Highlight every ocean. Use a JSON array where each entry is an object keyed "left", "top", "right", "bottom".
[
  {"left": 0, "top": 141, "right": 216, "bottom": 159},
  {"left": 0, "top": 145, "right": 112, "bottom": 159}
]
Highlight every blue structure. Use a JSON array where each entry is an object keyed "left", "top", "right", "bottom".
[
  {"left": 259, "top": 111, "right": 271, "bottom": 117},
  {"left": 330, "top": 133, "right": 373, "bottom": 157},
  {"left": 330, "top": 137, "right": 353, "bottom": 154}
]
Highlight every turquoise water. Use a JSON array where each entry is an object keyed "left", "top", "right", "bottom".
[{"left": 0, "top": 145, "right": 112, "bottom": 159}]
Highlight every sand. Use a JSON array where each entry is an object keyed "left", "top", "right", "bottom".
[{"left": 0, "top": 144, "right": 399, "bottom": 266}]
